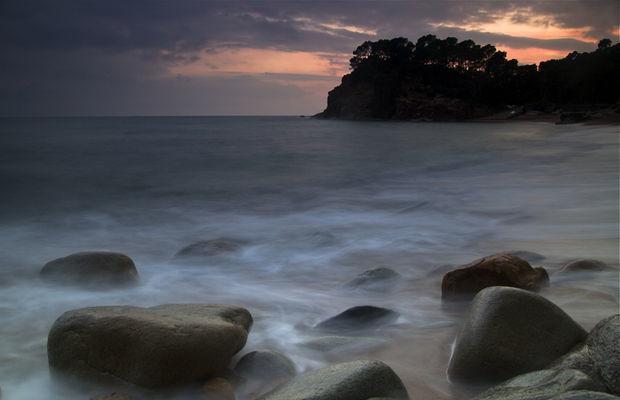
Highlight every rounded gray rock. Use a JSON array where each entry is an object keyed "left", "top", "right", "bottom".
[
  {"left": 41, "top": 251, "right": 139, "bottom": 287},
  {"left": 174, "top": 239, "right": 241, "bottom": 260},
  {"left": 257, "top": 360, "right": 409, "bottom": 400},
  {"left": 448, "top": 287, "right": 587, "bottom": 383},
  {"left": 343, "top": 267, "right": 401, "bottom": 292},
  {"left": 48, "top": 304, "right": 252, "bottom": 387},
  {"left": 235, "top": 350, "right": 296, "bottom": 382},
  {"left": 314, "top": 306, "right": 399, "bottom": 333},
  {"left": 588, "top": 315, "right": 620, "bottom": 394},
  {"left": 474, "top": 369, "right": 606, "bottom": 400},
  {"left": 560, "top": 260, "right": 617, "bottom": 273}
]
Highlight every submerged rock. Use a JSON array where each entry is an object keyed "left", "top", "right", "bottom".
[
  {"left": 257, "top": 360, "right": 409, "bottom": 400},
  {"left": 40, "top": 251, "right": 139, "bottom": 287},
  {"left": 174, "top": 239, "right": 242, "bottom": 260},
  {"left": 48, "top": 304, "right": 252, "bottom": 387},
  {"left": 314, "top": 306, "right": 400, "bottom": 333},
  {"left": 473, "top": 369, "right": 605, "bottom": 400},
  {"left": 441, "top": 252, "right": 549, "bottom": 301},
  {"left": 234, "top": 350, "right": 296, "bottom": 397},
  {"left": 550, "top": 315, "right": 620, "bottom": 394},
  {"left": 559, "top": 259, "right": 617, "bottom": 273},
  {"left": 448, "top": 287, "right": 586, "bottom": 384},
  {"left": 202, "top": 377, "right": 236, "bottom": 400},
  {"left": 343, "top": 267, "right": 402, "bottom": 292},
  {"left": 301, "top": 336, "right": 385, "bottom": 355}
]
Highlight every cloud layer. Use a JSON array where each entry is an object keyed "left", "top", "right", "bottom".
[{"left": 1, "top": 0, "right": 617, "bottom": 116}]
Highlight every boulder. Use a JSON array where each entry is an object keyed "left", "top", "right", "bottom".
[
  {"left": 257, "top": 360, "right": 409, "bottom": 400},
  {"left": 559, "top": 260, "right": 617, "bottom": 273},
  {"left": 174, "top": 239, "right": 241, "bottom": 260},
  {"left": 448, "top": 287, "right": 587, "bottom": 384},
  {"left": 553, "top": 391, "right": 620, "bottom": 399},
  {"left": 550, "top": 315, "right": 620, "bottom": 394},
  {"left": 48, "top": 304, "right": 252, "bottom": 387},
  {"left": 441, "top": 252, "right": 549, "bottom": 301},
  {"left": 234, "top": 350, "right": 296, "bottom": 382},
  {"left": 473, "top": 369, "right": 605, "bottom": 400},
  {"left": 343, "top": 267, "right": 401, "bottom": 292},
  {"left": 314, "top": 306, "right": 399, "bottom": 333},
  {"left": 40, "top": 252, "right": 139, "bottom": 287}
]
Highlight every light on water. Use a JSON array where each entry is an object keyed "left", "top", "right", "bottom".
[{"left": 0, "top": 117, "right": 618, "bottom": 399}]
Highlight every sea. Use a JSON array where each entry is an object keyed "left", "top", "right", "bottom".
[{"left": 0, "top": 116, "right": 618, "bottom": 399}]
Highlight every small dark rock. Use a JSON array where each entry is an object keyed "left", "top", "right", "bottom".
[
  {"left": 234, "top": 350, "right": 296, "bottom": 390},
  {"left": 343, "top": 267, "right": 401, "bottom": 292},
  {"left": 314, "top": 306, "right": 400, "bottom": 333},
  {"left": 441, "top": 252, "right": 549, "bottom": 302},
  {"left": 41, "top": 251, "right": 139, "bottom": 287},
  {"left": 559, "top": 259, "right": 617, "bottom": 273},
  {"left": 174, "top": 239, "right": 241, "bottom": 260}
]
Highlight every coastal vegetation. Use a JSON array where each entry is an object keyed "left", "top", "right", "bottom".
[{"left": 318, "top": 35, "right": 620, "bottom": 121}]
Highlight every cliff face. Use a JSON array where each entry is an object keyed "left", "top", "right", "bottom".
[{"left": 318, "top": 74, "right": 491, "bottom": 120}]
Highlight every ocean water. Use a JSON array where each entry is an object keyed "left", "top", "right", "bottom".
[{"left": 0, "top": 117, "right": 618, "bottom": 399}]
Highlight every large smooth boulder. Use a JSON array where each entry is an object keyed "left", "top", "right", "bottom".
[
  {"left": 40, "top": 252, "right": 139, "bottom": 287},
  {"left": 442, "top": 253, "right": 549, "bottom": 301},
  {"left": 559, "top": 260, "right": 617, "bottom": 273},
  {"left": 314, "top": 306, "right": 399, "bottom": 333},
  {"left": 343, "top": 267, "right": 402, "bottom": 292},
  {"left": 48, "top": 304, "right": 252, "bottom": 387},
  {"left": 473, "top": 369, "right": 605, "bottom": 400},
  {"left": 448, "top": 287, "right": 587, "bottom": 384},
  {"left": 234, "top": 350, "right": 296, "bottom": 397},
  {"left": 174, "top": 239, "right": 241, "bottom": 261},
  {"left": 550, "top": 315, "right": 620, "bottom": 395},
  {"left": 257, "top": 360, "right": 409, "bottom": 400}
]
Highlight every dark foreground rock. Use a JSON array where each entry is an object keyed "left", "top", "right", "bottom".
[
  {"left": 343, "top": 267, "right": 401, "bottom": 292},
  {"left": 552, "top": 315, "right": 620, "bottom": 395},
  {"left": 48, "top": 304, "right": 252, "bottom": 387},
  {"left": 473, "top": 369, "right": 606, "bottom": 400},
  {"left": 40, "top": 252, "right": 139, "bottom": 287},
  {"left": 441, "top": 252, "right": 549, "bottom": 301},
  {"left": 448, "top": 287, "right": 586, "bottom": 384},
  {"left": 314, "top": 306, "right": 400, "bottom": 333},
  {"left": 257, "top": 360, "right": 409, "bottom": 400},
  {"left": 554, "top": 391, "right": 620, "bottom": 399},
  {"left": 559, "top": 259, "right": 617, "bottom": 273},
  {"left": 174, "top": 239, "right": 242, "bottom": 261},
  {"left": 234, "top": 350, "right": 296, "bottom": 397}
]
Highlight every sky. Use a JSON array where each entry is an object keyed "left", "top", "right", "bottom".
[{"left": 1, "top": 0, "right": 618, "bottom": 116}]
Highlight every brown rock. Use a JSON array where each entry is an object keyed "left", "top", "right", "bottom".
[
  {"left": 203, "top": 377, "right": 235, "bottom": 400},
  {"left": 441, "top": 252, "right": 549, "bottom": 301},
  {"left": 41, "top": 251, "right": 139, "bottom": 287}
]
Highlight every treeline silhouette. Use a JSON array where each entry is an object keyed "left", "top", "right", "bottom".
[{"left": 319, "top": 35, "right": 619, "bottom": 120}]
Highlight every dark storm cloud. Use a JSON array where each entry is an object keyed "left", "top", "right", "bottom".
[{"left": 0, "top": 0, "right": 617, "bottom": 116}]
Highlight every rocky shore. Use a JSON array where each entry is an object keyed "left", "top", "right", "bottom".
[{"left": 23, "top": 247, "right": 618, "bottom": 400}]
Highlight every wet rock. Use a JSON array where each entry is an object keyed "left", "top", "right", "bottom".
[
  {"left": 90, "top": 394, "right": 133, "bottom": 400},
  {"left": 441, "top": 252, "right": 549, "bottom": 302},
  {"left": 301, "top": 336, "right": 385, "bottom": 355},
  {"left": 314, "top": 306, "right": 400, "bottom": 333},
  {"left": 234, "top": 350, "right": 296, "bottom": 396},
  {"left": 343, "top": 267, "right": 402, "bottom": 292},
  {"left": 553, "top": 391, "right": 620, "bottom": 399},
  {"left": 588, "top": 315, "right": 620, "bottom": 394},
  {"left": 508, "top": 251, "right": 546, "bottom": 263},
  {"left": 550, "top": 315, "right": 620, "bottom": 394},
  {"left": 448, "top": 287, "right": 587, "bottom": 384},
  {"left": 257, "top": 360, "right": 409, "bottom": 400},
  {"left": 473, "top": 369, "right": 605, "bottom": 400},
  {"left": 40, "top": 251, "right": 139, "bottom": 287},
  {"left": 174, "top": 239, "right": 242, "bottom": 260},
  {"left": 202, "top": 377, "right": 235, "bottom": 400},
  {"left": 559, "top": 259, "right": 617, "bottom": 273},
  {"left": 48, "top": 304, "right": 252, "bottom": 387}
]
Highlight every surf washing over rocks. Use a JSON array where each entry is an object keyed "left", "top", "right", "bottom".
[{"left": 0, "top": 117, "right": 618, "bottom": 400}]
